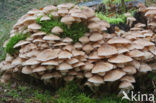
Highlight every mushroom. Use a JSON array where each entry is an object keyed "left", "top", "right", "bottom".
[
  {"left": 122, "top": 66, "right": 137, "bottom": 74},
  {"left": 98, "top": 44, "right": 118, "bottom": 56},
  {"left": 58, "top": 63, "right": 72, "bottom": 71},
  {"left": 22, "top": 66, "right": 32, "bottom": 74},
  {"left": 14, "top": 40, "right": 30, "bottom": 48},
  {"left": 104, "top": 70, "right": 126, "bottom": 82},
  {"left": 108, "top": 54, "right": 133, "bottom": 64},
  {"left": 121, "top": 75, "right": 136, "bottom": 83},
  {"left": 22, "top": 58, "right": 40, "bottom": 66},
  {"left": 58, "top": 51, "right": 72, "bottom": 59},
  {"left": 89, "top": 33, "right": 103, "bottom": 42},
  {"left": 88, "top": 75, "right": 104, "bottom": 86},
  {"left": 37, "top": 49, "right": 60, "bottom": 61},
  {"left": 92, "top": 62, "right": 114, "bottom": 73},
  {"left": 119, "top": 81, "right": 134, "bottom": 89},
  {"left": 51, "top": 26, "right": 63, "bottom": 34},
  {"left": 43, "top": 34, "right": 60, "bottom": 41}
]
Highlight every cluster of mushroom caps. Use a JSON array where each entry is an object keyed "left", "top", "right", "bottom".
[{"left": 0, "top": 3, "right": 156, "bottom": 90}]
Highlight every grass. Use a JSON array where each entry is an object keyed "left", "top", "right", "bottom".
[
  {"left": 37, "top": 16, "right": 89, "bottom": 42},
  {"left": 102, "top": 0, "right": 134, "bottom": 4}
]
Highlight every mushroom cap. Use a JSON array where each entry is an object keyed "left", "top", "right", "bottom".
[
  {"left": 23, "top": 58, "right": 39, "bottom": 66},
  {"left": 82, "top": 44, "right": 94, "bottom": 53},
  {"left": 22, "top": 66, "right": 32, "bottom": 74},
  {"left": 41, "top": 60, "right": 58, "bottom": 66},
  {"left": 134, "top": 39, "right": 154, "bottom": 47},
  {"left": 58, "top": 63, "right": 72, "bottom": 70},
  {"left": 68, "top": 58, "right": 79, "bottom": 64},
  {"left": 61, "top": 16, "right": 75, "bottom": 25},
  {"left": 37, "top": 49, "right": 60, "bottom": 61},
  {"left": 92, "top": 62, "right": 114, "bottom": 73},
  {"left": 128, "top": 50, "right": 144, "bottom": 57},
  {"left": 32, "top": 66, "right": 46, "bottom": 72},
  {"left": 14, "top": 40, "right": 30, "bottom": 48},
  {"left": 85, "top": 72, "right": 93, "bottom": 78},
  {"left": 149, "top": 46, "right": 156, "bottom": 55},
  {"left": 122, "top": 66, "right": 137, "bottom": 74},
  {"left": 71, "top": 12, "right": 87, "bottom": 19},
  {"left": 43, "top": 5, "right": 57, "bottom": 13},
  {"left": 88, "top": 75, "right": 104, "bottom": 84},
  {"left": 57, "top": 3, "right": 74, "bottom": 9},
  {"left": 104, "top": 70, "right": 126, "bottom": 82},
  {"left": 11, "top": 57, "right": 23, "bottom": 66},
  {"left": 41, "top": 73, "right": 53, "bottom": 80},
  {"left": 117, "top": 46, "right": 129, "bottom": 54},
  {"left": 40, "top": 15, "right": 51, "bottom": 21},
  {"left": 72, "top": 50, "right": 85, "bottom": 56},
  {"left": 119, "top": 81, "right": 134, "bottom": 89},
  {"left": 108, "top": 54, "right": 133, "bottom": 63},
  {"left": 28, "top": 23, "right": 41, "bottom": 30},
  {"left": 62, "top": 37, "right": 73, "bottom": 43},
  {"left": 79, "top": 36, "right": 90, "bottom": 44},
  {"left": 121, "top": 75, "right": 136, "bottom": 83},
  {"left": 51, "top": 26, "right": 63, "bottom": 34},
  {"left": 108, "top": 37, "right": 131, "bottom": 44},
  {"left": 139, "top": 63, "right": 152, "bottom": 72},
  {"left": 43, "top": 34, "right": 60, "bottom": 41},
  {"left": 58, "top": 51, "right": 72, "bottom": 59},
  {"left": 82, "top": 62, "right": 94, "bottom": 71},
  {"left": 98, "top": 44, "right": 118, "bottom": 56},
  {"left": 89, "top": 33, "right": 103, "bottom": 42}
]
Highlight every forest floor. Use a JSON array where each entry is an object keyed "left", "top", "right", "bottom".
[{"left": 0, "top": 0, "right": 156, "bottom": 103}]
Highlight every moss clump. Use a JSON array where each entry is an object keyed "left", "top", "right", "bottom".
[
  {"left": 102, "top": 0, "right": 134, "bottom": 5},
  {"left": 96, "top": 12, "right": 126, "bottom": 24},
  {"left": 5, "top": 33, "right": 30, "bottom": 55},
  {"left": 36, "top": 16, "right": 89, "bottom": 42}
]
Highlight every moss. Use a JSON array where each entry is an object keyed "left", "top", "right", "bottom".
[
  {"left": 5, "top": 33, "right": 30, "bottom": 55},
  {"left": 96, "top": 12, "right": 126, "bottom": 24},
  {"left": 36, "top": 16, "right": 89, "bottom": 42},
  {"left": 102, "top": 0, "right": 134, "bottom": 4}
]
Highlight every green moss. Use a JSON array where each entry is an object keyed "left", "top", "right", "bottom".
[
  {"left": 54, "top": 82, "right": 96, "bottom": 103},
  {"left": 102, "top": 0, "right": 134, "bottom": 4},
  {"left": 96, "top": 12, "right": 126, "bottom": 24},
  {"left": 5, "top": 33, "right": 30, "bottom": 55},
  {"left": 36, "top": 16, "right": 89, "bottom": 42}
]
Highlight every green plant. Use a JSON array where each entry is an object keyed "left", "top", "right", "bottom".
[
  {"left": 5, "top": 33, "right": 30, "bottom": 55},
  {"left": 34, "top": 90, "right": 53, "bottom": 103},
  {"left": 102, "top": 0, "right": 133, "bottom": 5},
  {"left": 96, "top": 12, "right": 126, "bottom": 24},
  {"left": 37, "top": 16, "right": 89, "bottom": 42}
]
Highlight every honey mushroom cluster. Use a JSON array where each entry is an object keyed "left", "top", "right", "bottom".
[
  {"left": 144, "top": 6, "right": 156, "bottom": 33},
  {"left": 0, "top": 3, "right": 156, "bottom": 91}
]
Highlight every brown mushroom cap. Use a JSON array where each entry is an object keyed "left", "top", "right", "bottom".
[
  {"left": 41, "top": 60, "right": 58, "bottom": 66},
  {"left": 23, "top": 58, "right": 39, "bottom": 66},
  {"left": 122, "top": 66, "right": 137, "bottom": 74},
  {"left": 119, "top": 81, "right": 134, "bottom": 89},
  {"left": 58, "top": 63, "right": 72, "bottom": 70},
  {"left": 139, "top": 63, "right": 152, "bottom": 72},
  {"left": 32, "top": 66, "right": 46, "bottom": 72},
  {"left": 88, "top": 75, "right": 104, "bottom": 84},
  {"left": 58, "top": 51, "right": 72, "bottom": 59},
  {"left": 14, "top": 40, "right": 30, "bottom": 48},
  {"left": 121, "top": 75, "right": 136, "bottom": 83},
  {"left": 104, "top": 70, "right": 126, "bottom": 82},
  {"left": 22, "top": 66, "right": 32, "bottom": 74},
  {"left": 92, "top": 62, "right": 114, "bottom": 73},
  {"left": 51, "top": 26, "right": 63, "bottom": 34},
  {"left": 37, "top": 49, "right": 60, "bottom": 61},
  {"left": 89, "top": 33, "right": 103, "bottom": 42},
  {"left": 128, "top": 50, "right": 144, "bottom": 57},
  {"left": 43, "top": 34, "right": 60, "bottom": 41},
  {"left": 28, "top": 23, "right": 41, "bottom": 30},
  {"left": 108, "top": 54, "right": 133, "bottom": 63},
  {"left": 98, "top": 44, "right": 118, "bottom": 56},
  {"left": 108, "top": 37, "right": 131, "bottom": 44}
]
